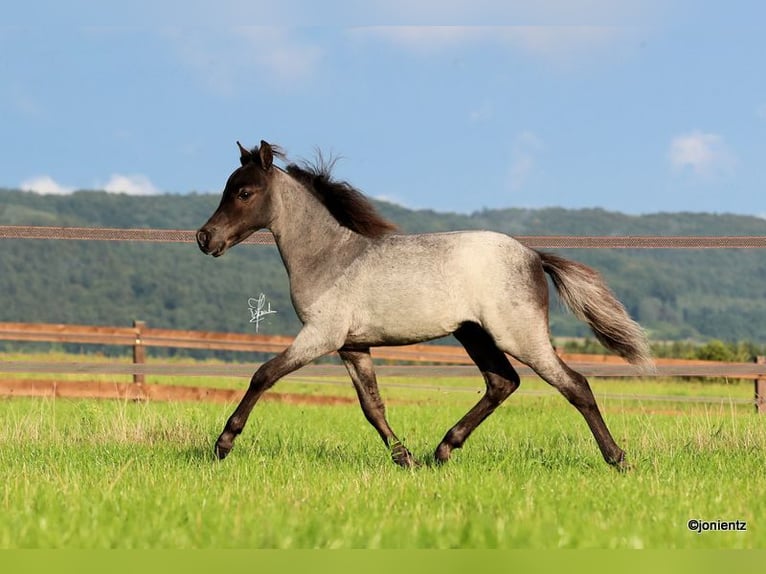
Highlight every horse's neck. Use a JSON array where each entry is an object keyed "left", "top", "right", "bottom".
[{"left": 269, "top": 174, "right": 369, "bottom": 308}]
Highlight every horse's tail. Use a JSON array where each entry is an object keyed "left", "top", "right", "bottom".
[{"left": 538, "top": 251, "right": 654, "bottom": 372}]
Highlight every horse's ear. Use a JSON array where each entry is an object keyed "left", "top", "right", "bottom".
[
  {"left": 259, "top": 140, "right": 273, "bottom": 171},
  {"left": 237, "top": 141, "right": 252, "bottom": 166}
]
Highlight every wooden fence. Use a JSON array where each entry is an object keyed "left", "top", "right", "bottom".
[{"left": 1, "top": 320, "right": 765, "bottom": 412}]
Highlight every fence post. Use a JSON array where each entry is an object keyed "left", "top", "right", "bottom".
[
  {"left": 133, "top": 320, "right": 146, "bottom": 385},
  {"left": 755, "top": 356, "right": 766, "bottom": 414}
]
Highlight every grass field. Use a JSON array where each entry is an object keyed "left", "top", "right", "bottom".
[{"left": 0, "top": 352, "right": 763, "bottom": 549}]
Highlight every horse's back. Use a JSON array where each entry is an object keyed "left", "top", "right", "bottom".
[
  {"left": 374, "top": 230, "right": 537, "bottom": 278},
  {"left": 338, "top": 230, "right": 543, "bottom": 346}
]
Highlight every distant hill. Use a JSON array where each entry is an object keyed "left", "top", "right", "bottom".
[{"left": 2, "top": 188, "right": 766, "bottom": 349}]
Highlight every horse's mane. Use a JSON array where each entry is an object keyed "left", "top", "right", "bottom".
[{"left": 285, "top": 154, "right": 398, "bottom": 239}]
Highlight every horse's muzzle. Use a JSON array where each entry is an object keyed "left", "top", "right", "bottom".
[
  {"left": 196, "top": 228, "right": 227, "bottom": 257},
  {"left": 196, "top": 228, "right": 211, "bottom": 253}
]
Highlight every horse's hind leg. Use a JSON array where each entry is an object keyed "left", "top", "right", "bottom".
[
  {"left": 339, "top": 348, "right": 416, "bottom": 468},
  {"left": 512, "top": 344, "right": 627, "bottom": 469},
  {"left": 435, "top": 322, "right": 520, "bottom": 463}
]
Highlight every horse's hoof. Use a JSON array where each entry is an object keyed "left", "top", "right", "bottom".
[
  {"left": 392, "top": 453, "right": 419, "bottom": 468},
  {"left": 214, "top": 440, "right": 232, "bottom": 460},
  {"left": 610, "top": 451, "right": 631, "bottom": 472},
  {"left": 434, "top": 443, "right": 452, "bottom": 464},
  {"left": 391, "top": 444, "right": 418, "bottom": 468}
]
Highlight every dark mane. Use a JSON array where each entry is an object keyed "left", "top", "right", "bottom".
[{"left": 286, "top": 156, "right": 398, "bottom": 239}]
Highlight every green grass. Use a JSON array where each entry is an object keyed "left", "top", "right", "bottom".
[{"left": 1, "top": 377, "right": 764, "bottom": 548}]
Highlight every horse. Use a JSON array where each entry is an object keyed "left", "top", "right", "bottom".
[{"left": 196, "top": 140, "right": 652, "bottom": 470}]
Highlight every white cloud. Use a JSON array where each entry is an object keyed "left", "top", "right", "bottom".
[
  {"left": 102, "top": 174, "right": 161, "bottom": 195},
  {"left": 509, "top": 131, "right": 544, "bottom": 192},
  {"left": 119, "top": 0, "right": 654, "bottom": 27},
  {"left": 351, "top": 26, "right": 622, "bottom": 63},
  {"left": 469, "top": 100, "right": 494, "bottom": 123},
  {"left": 165, "top": 27, "right": 322, "bottom": 96},
  {"left": 505, "top": 26, "right": 619, "bottom": 61},
  {"left": 668, "top": 131, "right": 736, "bottom": 178},
  {"left": 11, "top": 93, "right": 44, "bottom": 118},
  {"left": 236, "top": 28, "right": 322, "bottom": 84},
  {"left": 355, "top": 1, "right": 654, "bottom": 26},
  {"left": 373, "top": 194, "right": 409, "bottom": 207},
  {"left": 20, "top": 176, "right": 74, "bottom": 195},
  {"left": 352, "top": 26, "right": 483, "bottom": 53},
  {"left": 20, "top": 174, "right": 161, "bottom": 195}
]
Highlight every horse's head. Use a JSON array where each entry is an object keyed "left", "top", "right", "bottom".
[{"left": 196, "top": 140, "right": 279, "bottom": 257}]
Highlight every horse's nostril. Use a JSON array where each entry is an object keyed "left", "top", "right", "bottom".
[{"left": 196, "top": 229, "right": 210, "bottom": 250}]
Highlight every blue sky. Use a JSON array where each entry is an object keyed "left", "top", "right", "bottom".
[{"left": 2, "top": 2, "right": 765, "bottom": 216}]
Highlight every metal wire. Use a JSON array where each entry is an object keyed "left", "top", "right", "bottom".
[{"left": 1, "top": 361, "right": 764, "bottom": 378}]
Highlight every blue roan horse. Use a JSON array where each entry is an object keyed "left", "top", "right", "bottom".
[{"left": 197, "top": 140, "right": 652, "bottom": 470}]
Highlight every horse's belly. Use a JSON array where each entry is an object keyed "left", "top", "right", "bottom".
[
  {"left": 344, "top": 291, "right": 473, "bottom": 347},
  {"left": 343, "top": 323, "right": 454, "bottom": 347}
]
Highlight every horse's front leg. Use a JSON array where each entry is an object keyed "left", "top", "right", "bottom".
[
  {"left": 339, "top": 348, "right": 417, "bottom": 468},
  {"left": 215, "top": 326, "right": 339, "bottom": 460}
]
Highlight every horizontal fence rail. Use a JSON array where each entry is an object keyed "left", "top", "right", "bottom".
[
  {"left": 2, "top": 225, "right": 766, "bottom": 248},
  {"left": 2, "top": 321, "right": 765, "bottom": 378}
]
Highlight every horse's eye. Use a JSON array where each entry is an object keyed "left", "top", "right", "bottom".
[{"left": 238, "top": 189, "right": 251, "bottom": 200}]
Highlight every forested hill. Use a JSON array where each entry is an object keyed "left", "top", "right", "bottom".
[{"left": 2, "top": 188, "right": 766, "bottom": 345}]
